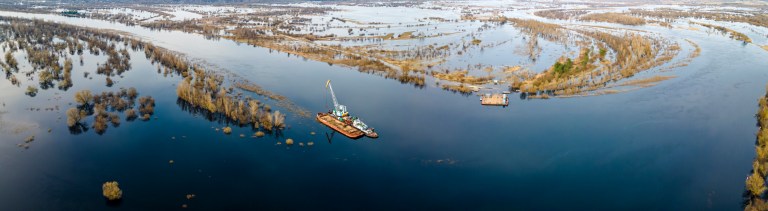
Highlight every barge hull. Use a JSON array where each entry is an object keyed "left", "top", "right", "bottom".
[
  {"left": 316, "top": 113, "right": 364, "bottom": 139},
  {"left": 481, "top": 94, "right": 509, "bottom": 106}
]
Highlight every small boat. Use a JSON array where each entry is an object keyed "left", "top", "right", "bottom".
[{"left": 352, "top": 117, "right": 378, "bottom": 138}]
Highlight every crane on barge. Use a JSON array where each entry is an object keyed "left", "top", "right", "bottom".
[
  {"left": 316, "top": 80, "right": 378, "bottom": 139},
  {"left": 326, "top": 80, "right": 348, "bottom": 119}
]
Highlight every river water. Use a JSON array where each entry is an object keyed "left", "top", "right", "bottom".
[{"left": 0, "top": 9, "right": 767, "bottom": 210}]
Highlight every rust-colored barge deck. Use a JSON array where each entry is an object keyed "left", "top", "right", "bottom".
[
  {"left": 481, "top": 94, "right": 509, "bottom": 106},
  {"left": 316, "top": 113, "right": 364, "bottom": 139}
]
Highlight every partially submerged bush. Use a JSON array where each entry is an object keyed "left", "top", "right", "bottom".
[
  {"left": 138, "top": 96, "right": 155, "bottom": 117},
  {"left": 285, "top": 138, "right": 294, "bottom": 145},
  {"left": 125, "top": 109, "right": 137, "bottom": 121},
  {"left": 93, "top": 114, "right": 109, "bottom": 134},
  {"left": 25, "top": 86, "right": 38, "bottom": 97},
  {"left": 222, "top": 126, "right": 232, "bottom": 134},
  {"left": 273, "top": 111, "right": 285, "bottom": 130},
  {"left": 102, "top": 181, "right": 122, "bottom": 201},
  {"left": 746, "top": 198, "right": 768, "bottom": 211},
  {"left": 74, "top": 90, "right": 93, "bottom": 106},
  {"left": 66, "top": 108, "right": 86, "bottom": 127},
  {"left": 127, "top": 87, "right": 138, "bottom": 99},
  {"left": 580, "top": 12, "right": 647, "bottom": 26},
  {"left": 748, "top": 85, "right": 768, "bottom": 206},
  {"left": 260, "top": 113, "right": 274, "bottom": 131},
  {"left": 5, "top": 51, "right": 17, "bottom": 69},
  {"left": 109, "top": 112, "right": 120, "bottom": 126},
  {"left": 254, "top": 131, "right": 265, "bottom": 137},
  {"left": 748, "top": 171, "right": 767, "bottom": 196}
]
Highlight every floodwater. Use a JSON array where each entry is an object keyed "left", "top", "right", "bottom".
[{"left": 0, "top": 6, "right": 767, "bottom": 210}]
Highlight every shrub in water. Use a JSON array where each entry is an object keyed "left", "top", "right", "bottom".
[
  {"left": 102, "top": 181, "right": 122, "bottom": 201},
  {"left": 125, "top": 109, "right": 137, "bottom": 121},
  {"left": 255, "top": 131, "right": 265, "bottom": 137},
  {"left": 74, "top": 90, "right": 93, "bottom": 106},
  {"left": 66, "top": 108, "right": 86, "bottom": 127}
]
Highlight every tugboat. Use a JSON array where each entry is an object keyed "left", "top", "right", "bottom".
[
  {"left": 352, "top": 117, "right": 378, "bottom": 138},
  {"left": 316, "top": 80, "right": 378, "bottom": 139}
]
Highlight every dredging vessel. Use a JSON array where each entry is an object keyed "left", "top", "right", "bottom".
[{"left": 316, "top": 80, "right": 378, "bottom": 139}]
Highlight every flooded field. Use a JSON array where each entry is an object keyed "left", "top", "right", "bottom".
[{"left": 1, "top": 0, "right": 768, "bottom": 210}]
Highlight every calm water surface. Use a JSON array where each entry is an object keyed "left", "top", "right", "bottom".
[{"left": 0, "top": 10, "right": 766, "bottom": 210}]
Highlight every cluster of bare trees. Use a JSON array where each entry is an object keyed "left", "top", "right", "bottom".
[
  {"left": 66, "top": 88, "right": 151, "bottom": 135},
  {"left": 88, "top": 12, "right": 140, "bottom": 27},
  {"left": 746, "top": 87, "right": 768, "bottom": 210},
  {"left": 46, "top": 5, "right": 437, "bottom": 90},
  {"left": 140, "top": 42, "right": 190, "bottom": 75},
  {"left": 504, "top": 18, "right": 566, "bottom": 43},
  {"left": 0, "top": 17, "right": 295, "bottom": 135},
  {"left": 431, "top": 69, "right": 493, "bottom": 85},
  {"left": 535, "top": 32, "right": 652, "bottom": 95},
  {"left": 0, "top": 17, "right": 140, "bottom": 92},
  {"left": 580, "top": 13, "right": 647, "bottom": 26},
  {"left": 487, "top": 16, "right": 680, "bottom": 98},
  {"left": 142, "top": 20, "right": 221, "bottom": 37},
  {"left": 692, "top": 22, "right": 752, "bottom": 43},
  {"left": 534, "top": 9, "right": 589, "bottom": 20},
  {"left": 176, "top": 69, "right": 285, "bottom": 132},
  {"left": 59, "top": 59, "right": 73, "bottom": 90},
  {"left": 96, "top": 45, "right": 132, "bottom": 77},
  {"left": 137, "top": 96, "right": 155, "bottom": 121},
  {"left": 230, "top": 28, "right": 427, "bottom": 87},
  {"left": 629, "top": 9, "right": 768, "bottom": 29}
]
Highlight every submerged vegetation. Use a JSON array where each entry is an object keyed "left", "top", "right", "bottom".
[
  {"left": 534, "top": 9, "right": 590, "bottom": 20},
  {"left": 628, "top": 9, "right": 768, "bottom": 29},
  {"left": 431, "top": 70, "right": 493, "bottom": 85},
  {"left": 0, "top": 2, "right": 759, "bottom": 103},
  {"left": 66, "top": 107, "right": 86, "bottom": 127},
  {"left": 175, "top": 68, "right": 286, "bottom": 132},
  {"left": 25, "top": 86, "right": 38, "bottom": 97},
  {"left": 3, "top": 2, "right": 729, "bottom": 100},
  {"left": 227, "top": 29, "right": 428, "bottom": 87},
  {"left": 617, "top": 75, "right": 675, "bottom": 88},
  {"left": 495, "top": 17, "right": 680, "bottom": 97},
  {"left": 0, "top": 18, "right": 139, "bottom": 93},
  {"left": 690, "top": 22, "right": 752, "bottom": 43},
  {"left": 0, "top": 16, "right": 293, "bottom": 135}
]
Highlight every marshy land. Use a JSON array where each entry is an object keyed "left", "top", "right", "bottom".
[{"left": 0, "top": 0, "right": 768, "bottom": 210}]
